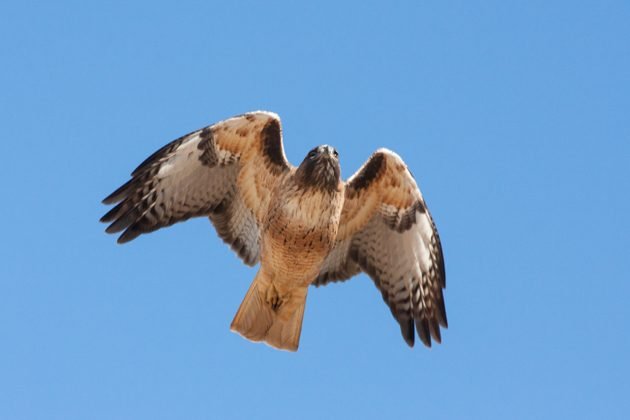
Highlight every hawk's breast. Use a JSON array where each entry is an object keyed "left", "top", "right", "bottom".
[{"left": 262, "top": 181, "right": 344, "bottom": 285}]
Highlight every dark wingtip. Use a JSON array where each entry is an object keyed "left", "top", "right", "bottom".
[
  {"left": 440, "top": 313, "right": 449, "bottom": 329},
  {"left": 105, "top": 214, "right": 133, "bottom": 234},
  {"left": 117, "top": 228, "right": 140, "bottom": 244},
  {"left": 100, "top": 202, "right": 124, "bottom": 223},
  {"left": 416, "top": 318, "right": 432, "bottom": 348},
  {"left": 102, "top": 189, "right": 121, "bottom": 205},
  {"left": 430, "top": 319, "right": 442, "bottom": 344},
  {"left": 101, "top": 178, "right": 135, "bottom": 205},
  {"left": 400, "top": 319, "right": 415, "bottom": 347},
  {"left": 437, "top": 297, "right": 448, "bottom": 328},
  {"left": 102, "top": 193, "right": 119, "bottom": 205},
  {"left": 105, "top": 223, "right": 123, "bottom": 234}
]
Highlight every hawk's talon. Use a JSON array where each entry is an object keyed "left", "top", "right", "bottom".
[{"left": 266, "top": 284, "right": 282, "bottom": 311}]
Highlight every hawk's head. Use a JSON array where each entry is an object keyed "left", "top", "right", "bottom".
[{"left": 296, "top": 145, "right": 341, "bottom": 192}]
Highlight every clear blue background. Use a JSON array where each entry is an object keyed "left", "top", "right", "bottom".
[{"left": 1, "top": 1, "right": 629, "bottom": 419}]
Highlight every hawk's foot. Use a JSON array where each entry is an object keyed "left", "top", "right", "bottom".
[{"left": 265, "top": 283, "right": 282, "bottom": 311}]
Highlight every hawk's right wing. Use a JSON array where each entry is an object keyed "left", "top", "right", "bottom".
[{"left": 100, "top": 111, "right": 291, "bottom": 266}]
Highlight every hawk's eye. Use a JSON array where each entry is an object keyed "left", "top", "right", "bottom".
[
  {"left": 333, "top": 150, "right": 339, "bottom": 158},
  {"left": 308, "top": 150, "right": 317, "bottom": 158}
]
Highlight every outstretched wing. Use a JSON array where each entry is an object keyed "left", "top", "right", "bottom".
[
  {"left": 314, "top": 149, "right": 447, "bottom": 347},
  {"left": 100, "top": 111, "right": 291, "bottom": 266}
]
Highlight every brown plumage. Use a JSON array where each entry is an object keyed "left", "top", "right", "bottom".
[{"left": 101, "top": 111, "right": 447, "bottom": 351}]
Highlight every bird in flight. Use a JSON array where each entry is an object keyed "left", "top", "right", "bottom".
[{"left": 101, "top": 111, "right": 447, "bottom": 351}]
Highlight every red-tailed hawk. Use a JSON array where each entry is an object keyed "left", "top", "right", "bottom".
[{"left": 101, "top": 111, "right": 447, "bottom": 351}]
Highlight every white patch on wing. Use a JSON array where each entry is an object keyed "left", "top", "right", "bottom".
[
  {"left": 414, "top": 210, "right": 434, "bottom": 271},
  {"left": 216, "top": 147, "right": 236, "bottom": 164},
  {"left": 156, "top": 133, "right": 201, "bottom": 177}
]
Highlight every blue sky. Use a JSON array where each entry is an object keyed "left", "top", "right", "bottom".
[{"left": 1, "top": 1, "right": 629, "bottom": 419}]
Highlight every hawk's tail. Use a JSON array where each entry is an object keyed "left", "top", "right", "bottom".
[{"left": 230, "top": 271, "right": 307, "bottom": 352}]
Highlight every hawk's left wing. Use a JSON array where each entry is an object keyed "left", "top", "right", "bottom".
[{"left": 313, "top": 149, "right": 447, "bottom": 347}]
